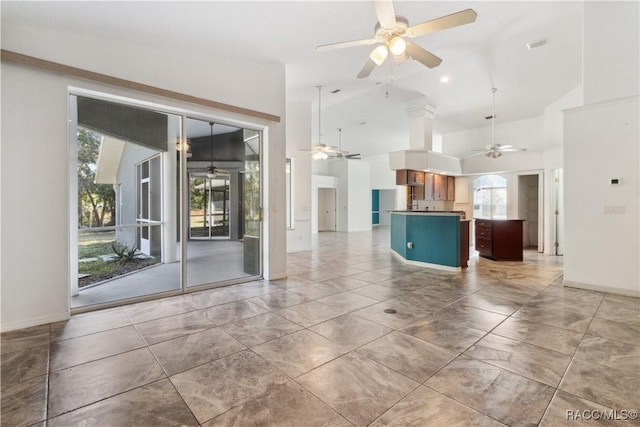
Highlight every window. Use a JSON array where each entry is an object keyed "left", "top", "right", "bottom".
[
  {"left": 473, "top": 175, "right": 507, "bottom": 219},
  {"left": 286, "top": 158, "right": 293, "bottom": 229}
]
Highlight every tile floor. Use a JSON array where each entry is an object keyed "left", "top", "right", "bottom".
[{"left": 2, "top": 228, "right": 639, "bottom": 426}]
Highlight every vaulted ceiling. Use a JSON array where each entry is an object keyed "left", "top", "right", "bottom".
[{"left": 1, "top": 1, "right": 583, "bottom": 158}]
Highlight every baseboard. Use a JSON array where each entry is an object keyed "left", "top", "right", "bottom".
[
  {"left": 563, "top": 280, "right": 640, "bottom": 298},
  {"left": 1, "top": 311, "right": 70, "bottom": 333},
  {"left": 265, "top": 271, "right": 288, "bottom": 281},
  {"left": 390, "top": 249, "right": 462, "bottom": 272}
]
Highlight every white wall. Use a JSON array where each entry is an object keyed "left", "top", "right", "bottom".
[
  {"left": 541, "top": 85, "right": 583, "bottom": 254},
  {"left": 582, "top": 2, "right": 639, "bottom": 106},
  {"left": 367, "top": 153, "right": 396, "bottom": 190},
  {"left": 1, "top": 25, "right": 286, "bottom": 331},
  {"left": 347, "top": 161, "right": 372, "bottom": 232},
  {"left": 285, "top": 103, "right": 312, "bottom": 252},
  {"left": 564, "top": 97, "right": 639, "bottom": 296},
  {"left": 562, "top": 1, "right": 639, "bottom": 296}
]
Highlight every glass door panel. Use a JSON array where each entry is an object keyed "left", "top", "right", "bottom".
[
  {"left": 185, "top": 118, "right": 261, "bottom": 287},
  {"left": 72, "top": 95, "right": 182, "bottom": 309}
]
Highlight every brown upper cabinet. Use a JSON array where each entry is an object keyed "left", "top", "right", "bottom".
[
  {"left": 396, "top": 170, "right": 455, "bottom": 201},
  {"left": 396, "top": 170, "right": 425, "bottom": 186}
]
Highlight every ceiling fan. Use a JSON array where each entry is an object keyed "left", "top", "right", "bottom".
[
  {"left": 328, "top": 128, "right": 362, "bottom": 160},
  {"left": 469, "top": 88, "right": 527, "bottom": 159},
  {"left": 193, "top": 122, "right": 231, "bottom": 176},
  {"left": 316, "top": 0, "right": 477, "bottom": 78},
  {"left": 299, "top": 86, "right": 354, "bottom": 160}
]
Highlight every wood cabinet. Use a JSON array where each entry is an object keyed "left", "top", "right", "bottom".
[
  {"left": 396, "top": 170, "right": 425, "bottom": 186},
  {"left": 475, "top": 219, "right": 524, "bottom": 261},
  {"left": 424, "top": 173, "right": 435, "bottom": 200},
  {"left": 397, "top": 170, "right": 455, "bottom": 203}
]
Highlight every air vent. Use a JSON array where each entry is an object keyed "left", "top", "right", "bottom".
[
  {"left": 526, "top": 38, "right": 549, "bottom": 50},
  {"left": 485, "top": 115, "right": 495, "bottom": 120},
  {"left": 330, "top": 89, "right": 341, "bottom": 94}
]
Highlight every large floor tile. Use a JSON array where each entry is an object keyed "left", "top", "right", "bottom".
[
  {"left": 310, "top": 313, "right": 393, "bottom": 351},
  {"left": 287, "top": 282, "right": 345, "bottom": 299},
  {"left": 474, "top": 285, "right": 536, "bottom": 305},
  {"left": 48, "top": 379, "right": 198, "bottom": 427},
  {"left": 425, "top": 356, "right": 555, "bottom": 426},
  {"left": 276, "top": 300, "right": 346, "bottom": 327},
  {"left": 352, "top": 299, "right": 430, "bottom": 329},
  {"left": 320, "top": 276, "right": 371, "bottom": 291},
  {"left": 51, "top": 307, "right": 131, "bottom": 340},
  {"left": 202, "top": 381, "right": 351, "bottom": 427},
  {"left": 401, "top": 317, "right": 487, "bottom": 353},
  {"left": 357, "top": 331, "right": 457, "bottom": 382},
  {"left": 0, "top": 374, "right": 48, "bottom": 426},
  {"left": 512, "top": 305, "right": 593, "bottom": 332},
  {"left": 150, "top": 327, "right": 245, "bottom": 375},
  {"left": 370, "top": 385, "right": 505, "bottom": 427},
  {"left": 247, "top": 290, "right": 309, "bottom": 310},
  {"left": 50, "top": 325, "right": 145, "bottom": 371},
  {"left": 203, "top": 300, "right": 271, "bottom": 326},
  {"left": 1, "top": 343, "right": 49, "bottom": 384},
  {"left": 220, "top": 312, "right": 303, "bottom": 347},
  {"left": 185, "top": 288, "right": 241, "bottom": 309},
  {"left": 587, "top": 317, "right": 640, "bottom": 346},
  {"left": 297, "top": 352, "right": 419, "bottom": 426},
  {"left": 135, "top": 310, "right": 214, "bottom": 345},
  {"left": 252, "top": 330, "right": 347, "bottom": 377},
  {"left": 540, "top": 391, "right": 629, "bottom": 427},
  {"left": 316, "top": 291, "right": 379, "bottom": 312},
  {"left": 122, "top": 296, "right": 196, "bottom": 324},
  {"left": 351, "top": 284, "right": 407, "bottom": 301},
  {"left": 170, "top": 350, "right": 288, "bottom": 423},
  {"left": 455, "top": 292, "right": 523, "bottom": 315},
  {"left": 574, "top": 334, "right": 640, "bottom": 374},
  {"left": 463, "top": 333, "right": 572, "bottom": 387},
  {"left": 432, "top": 305, "right": 507, "bottom": 332},
  {"left": 595, "top": 298, "right": 640, "bottom": 325},
  {"left": 48, "top": 347, "right": 165, "bottom": 418},
  {"left": 349, "top": 271, "right": 393, "bottom": 284},
  {"left": 492, "top": 317, "right": 583, "bottom": 355},
  {"left": 560, "top": 358, "right": 640, "bottom": 410},
  {"left": 0, "top": 324, "right": 50, "bottom": 354}
]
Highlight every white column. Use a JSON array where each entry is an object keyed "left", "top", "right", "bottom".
[
  {"left": 405, "top": 96, "right": 437, "bottom": 151},
  {"left": 163, "top": 116, "right": 180, "bottom": 263}
]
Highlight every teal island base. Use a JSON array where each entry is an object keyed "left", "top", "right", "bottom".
[{"left": 390, "top": 211, "right": 470, "bottom": 272}]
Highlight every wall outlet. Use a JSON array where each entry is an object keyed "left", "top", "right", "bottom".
[{"left": 603, "top": 205, "right": 626, "bottom": 214}]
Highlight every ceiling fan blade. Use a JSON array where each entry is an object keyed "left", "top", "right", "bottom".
[
  {"left": 345, "top": 154, "right": 362, "bottom": 159},
  {"left": 407, "top": 8, "right": 478, "bottom": 37},
  {"left": 357, "top": 58, "right": 378, "bottom": 79},
  {"left": 466, "top": 151, "right": 488, "bottom": 158},
  {"left": 373, "top": 0, "right": 397, "bottom": 29},
  {"left": 501, "top": 148, "right": 527, "bottom": 152},
  {"left": 405, "top": 41, "right": 442, "bottom": 68},
  {"left": 316, "top": 37, "right": 379, "bottom": 52}
]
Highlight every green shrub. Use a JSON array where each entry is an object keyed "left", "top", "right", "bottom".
[{"left": 111, "top": 243, "right": 138, "bottom": 263}]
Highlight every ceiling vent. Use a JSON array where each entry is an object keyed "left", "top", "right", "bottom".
[{"left": 526, "top": 38, "right": 549, "bottom": 50}]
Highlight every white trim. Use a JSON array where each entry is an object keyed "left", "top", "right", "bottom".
[
  {"left": 390, "top": 248, "right": 462, "bottom": 272},
  {"left": 1, "top": 312, "right": 70, "bottom": 333},
  {"left": 563, "top": 280, "right": 640, "bottom": 298}
]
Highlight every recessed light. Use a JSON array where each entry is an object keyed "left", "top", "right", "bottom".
[{"left": 440, "top": 76, "right": 450, "bottom": 83}]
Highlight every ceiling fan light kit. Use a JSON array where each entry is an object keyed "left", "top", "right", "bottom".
[{"left": 316, "top": 0, "right": 477, "bottom": 79}]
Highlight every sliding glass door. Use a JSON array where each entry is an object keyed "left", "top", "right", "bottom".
[{"left": 71, "top": 94, "right": 263, "bottom": 310}]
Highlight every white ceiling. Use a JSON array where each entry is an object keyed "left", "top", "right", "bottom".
[{"left": 1, "top": 1, "right": 583, "bottom": 158}]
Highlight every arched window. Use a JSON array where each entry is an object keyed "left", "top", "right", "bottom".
[{"left": 473, "top": 175, "right": 507, "bottom": 219}]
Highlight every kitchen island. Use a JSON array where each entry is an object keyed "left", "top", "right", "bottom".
[{"left": 391, "top": 211, "right": 470, "bottom": 271}]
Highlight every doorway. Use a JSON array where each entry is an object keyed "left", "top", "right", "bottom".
[
  {"left": 189, "top": 174, "right": 230, "bottom": 239},
  {"left": 518, "top": 174, "right": 543, "bottom": 252},
  {"left": 70, "top": 93, "right": 263, "bottom": 309},
  {"left": 318, "top": 187, "right": 336, "bottom": 232}
]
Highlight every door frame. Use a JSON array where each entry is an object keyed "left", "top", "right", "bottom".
[{"left": 69, "top": 88, "right": 266, "bottom": 313}]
